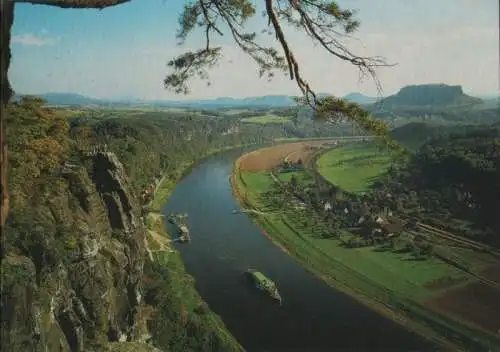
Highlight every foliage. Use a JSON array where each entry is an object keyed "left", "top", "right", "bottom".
[
  {"left": 390, "top": 122, "right": 497, "bottom": 150},
  {"left": 6, "top": 99, "right": 71, "bottom": 209},
  {"left": 377, "top": 126, "right": 500, "bottom": 247},
  {"left": 371, "top": 106, "right": 500, "bottom": 125}
]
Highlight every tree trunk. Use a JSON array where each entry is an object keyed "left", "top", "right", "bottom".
[{"left": 0, "top": 0, "right": 14, "bottom": 259}]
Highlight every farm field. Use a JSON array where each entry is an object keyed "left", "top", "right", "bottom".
[
  {"left": 219, "top": 109, "right": 254, "bottom": 115},
  {"left": 233, "top": 143, "right": 500, "bottom": 350},
  {"left": 316, "top": 143, "right": 393, "bottom": 193},
  {"left": 241, "top": 114, "right": 291, "bottom": 124},
  {"left": 239, "top": 140, "right": 344, "bottom": 172}
]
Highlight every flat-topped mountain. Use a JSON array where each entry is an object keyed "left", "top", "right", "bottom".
[{"left": 380, "top": 84, "right": 483, "bottom": 108}]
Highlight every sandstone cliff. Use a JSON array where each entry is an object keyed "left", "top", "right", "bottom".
[{"left": 2, "top": 151, "right": 152, "bottom": 351}]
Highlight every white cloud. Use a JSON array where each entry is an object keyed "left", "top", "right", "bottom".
[{"left": 12, "top": 33, "right": 59, "bottom": 46}]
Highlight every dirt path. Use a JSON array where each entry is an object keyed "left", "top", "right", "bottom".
[
  {"left": 145, "top": 212, "right": 173, "bottom": 255},
  {"left": 148, "top": 228, "right": 171, "bottom": 252}
]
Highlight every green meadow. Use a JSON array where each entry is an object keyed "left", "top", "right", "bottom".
[{"left": 316, "top": 143, "right": 392, "bottom": 193}]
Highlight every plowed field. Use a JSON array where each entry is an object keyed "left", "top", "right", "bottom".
[
  {"left": 425, "top": 280, "right": 500, "bottom": 334},
  {"left": 239, "top": 141, "right": 332, "bottom": 172}
]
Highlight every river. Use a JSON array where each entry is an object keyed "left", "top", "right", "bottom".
[{"left": 162, "top": 147, "right": 431, "bottom": 352}]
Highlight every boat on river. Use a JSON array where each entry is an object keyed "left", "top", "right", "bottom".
[{"left": 245, "top": 269, "right": 282, "bottom": 304}]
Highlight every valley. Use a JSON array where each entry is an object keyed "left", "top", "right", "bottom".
[
  {"left": 232, "top": 136, "right": 500, "bottom": 350},
  {"left": 2, "top": 0, "right": 499, "bottom": 350},
  {"left": 3, "top": 92, "right": 500, "bottom": 351}
]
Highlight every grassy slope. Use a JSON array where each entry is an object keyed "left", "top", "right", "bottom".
[
  {"left": 232, "top": 146, "right": 499, "bottom": 351},
  {"left": 316, "top": 144, "right": 392, "bottom": 193}
]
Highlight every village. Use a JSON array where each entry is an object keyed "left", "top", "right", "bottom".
[{"left": 269, "top": 155, "right": 431, "bottom": 257}]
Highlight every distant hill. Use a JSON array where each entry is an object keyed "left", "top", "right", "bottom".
[
  {"left": 343, "top": 92, "right": 379, "bottom": 105},
  {"left": 379, "top": 84, "right": 484, "bottom": 109},
  {"left": 13, "top": 92, "right": 301, "bottom": 109},
  {"left": 12, "top": 92, "right": 336, "bottom": 109},
  {"left": 13, "top": 86, "right": 488, "bottom": 111},
  {"left": 12, "top": 92, "right": 106, "bottom": 106}
]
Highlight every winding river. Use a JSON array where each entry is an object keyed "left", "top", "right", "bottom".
[{"left": 163, "top": 147, "right": 431, "bottom": 352}]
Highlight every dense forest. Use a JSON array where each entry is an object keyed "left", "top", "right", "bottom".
[
  {"left": 383, "top": 125, "right": 500, "bottom": 247},
  {"left": 389, "top": 122, "right": 498, "bottom": 150}
]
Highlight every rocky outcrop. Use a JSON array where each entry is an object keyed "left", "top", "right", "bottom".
[{"left": 1, "top": 151, "right": 151, "bottom": 352}]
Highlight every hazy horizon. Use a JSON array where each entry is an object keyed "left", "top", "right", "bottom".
[
  {"left": 12, "top": 88, "right": 500, "bottom": 102},
  {"left": 9, "top": 0, "right": 499, "bottom": 100}
]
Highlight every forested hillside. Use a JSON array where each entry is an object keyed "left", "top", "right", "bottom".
[
  {"left": 381, "top": 125, "right": 500, "bottom": 247},
  {"left": 390, "top": 122, "right": 495, "bottom": 150},
  {"left": 66, "top": 107, "right": 359, "bottom": 195},
  {"left": 68, "top": 112, "right": 283, "bottom": 194}
]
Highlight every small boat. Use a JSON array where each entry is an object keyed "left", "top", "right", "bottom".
[{"left": 245, "top": 269, "right": 282, "bottom": 304}]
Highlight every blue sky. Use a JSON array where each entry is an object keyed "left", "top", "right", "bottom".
[{"left": 9, "top": 0, "right": 499, "bottom": 100}]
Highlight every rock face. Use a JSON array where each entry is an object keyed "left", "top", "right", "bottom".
[
  {"left": 381, "top": 84, "right": 484, "bottom": 108},
  {"left": 1, "top": 151, "right": 151, "bottom": 352}
]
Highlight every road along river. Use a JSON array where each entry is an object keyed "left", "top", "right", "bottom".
[{"left": 163, "top": 147, "right": 431, "bottom": 352}]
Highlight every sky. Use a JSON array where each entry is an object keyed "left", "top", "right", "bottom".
[{"left": 9, "top": 0, "right": 500, "bottom": 100}]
